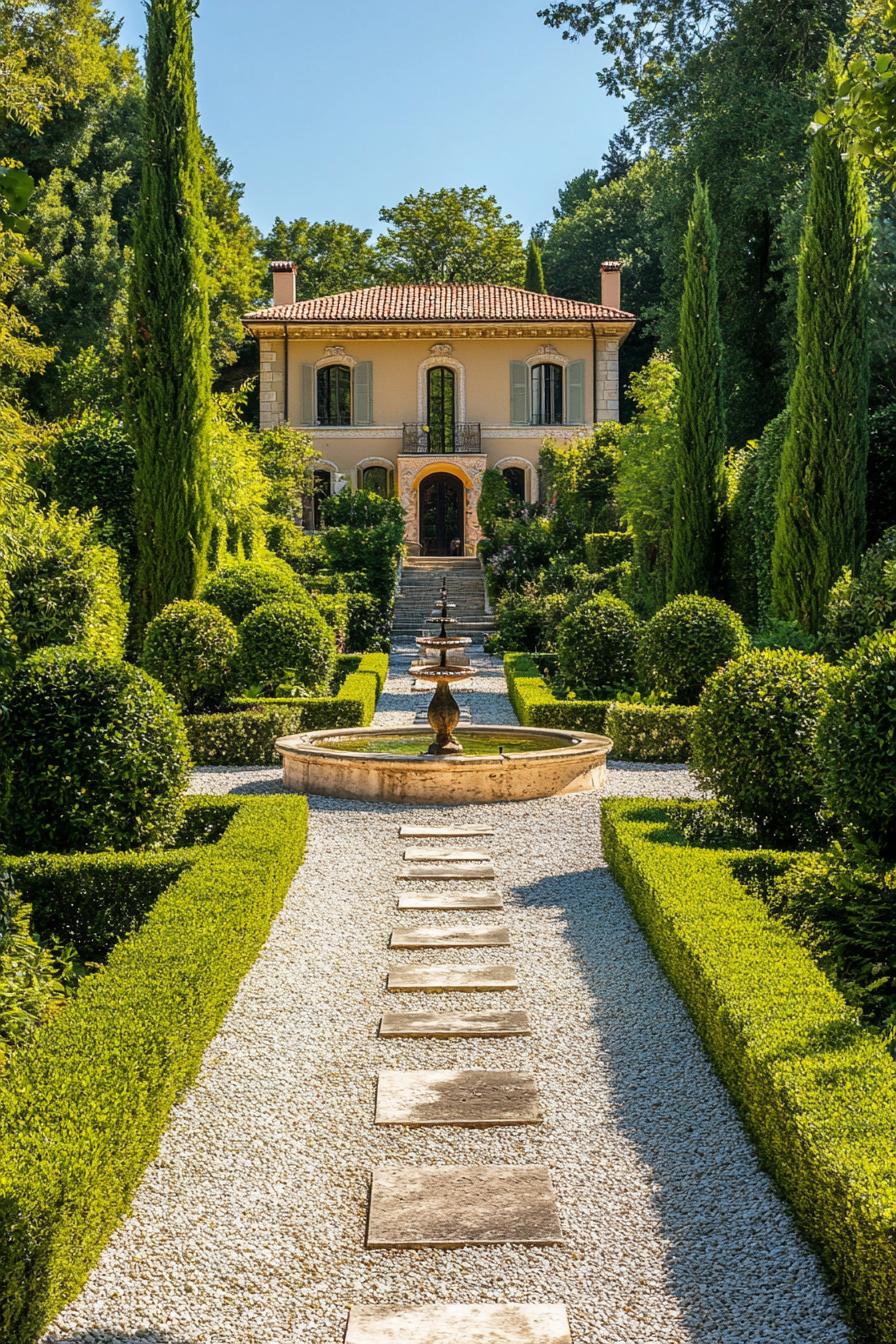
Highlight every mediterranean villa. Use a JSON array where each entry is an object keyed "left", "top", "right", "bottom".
[{"left": 242, "top": 264, "right": 635, "bottom": 557}]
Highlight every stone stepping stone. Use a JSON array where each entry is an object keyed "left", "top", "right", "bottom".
[
  {"left": 403, "top": 846, "right": 491, "bottom": 863},
  {"left": 375, "top": 1068, "right": 542, "bottom": 1126},
  {"left": 399, "top": 825, "right": 495, "bottom": 838},
  {"left": 398, "top": 864, "right": 497, "bottom": 881},
  {"left": 390, "top": 925, "right": 510, "bottom": 949},
  {"left": 379, "top": 1008, "right": 531, "bottom": 1038},
  {"left": 387, "top": 963, "right": 518, "bottom": 992},
  {"left": 345, "top": 1304, "right": 572, "bottom": 1344},
  {"left": 397, "top": 891, "right": 503, "bottom": 911},
  {"left": 366, "top": 1165, "right": 563, "bottom": 1248}
]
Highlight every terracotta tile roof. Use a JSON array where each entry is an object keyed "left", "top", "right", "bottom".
[{"left": 243, "top": 283, "right": 634, "bottom": 325}]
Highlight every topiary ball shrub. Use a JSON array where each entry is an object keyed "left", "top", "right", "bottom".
[
  {"left": 638, "top": 594, "right": 750, "bottom": 704},
  {"left": 555, "top": 593, "right": 640, "bottom": 696},
  {"left": 817, "top": 630, "right": 896, "bottom": 858},
  {"left": 142, "top": 600, "right": 238, "bottom": 712},
  {"left": 691, "top": 649, "right": 832, "bottom": 845},
  {"left": 238, "top": 600, "right": 337, "bottom": 695},
  {"left": 0, "top": 648, "right": 190, "bottom": 855},
  {"left": 200, "top": 561, "right": 304, "bottom": 626}
]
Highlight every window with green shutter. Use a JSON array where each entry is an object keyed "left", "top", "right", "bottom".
[
  {"left": 567, "top": 360, "right": 585, "bottom": 424},
  {"left": 510, "top": 361, "right": 529, "bottom": 425}
]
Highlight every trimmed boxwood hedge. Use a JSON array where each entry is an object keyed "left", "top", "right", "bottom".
[
  {"left": 184, "top": 653, "right": 390, "bottom": 766},
  {"left": 504, "top": 653, "right": 693, "bottom": 760},
  {"left": 4, "top": 799, "right": 240, "bottom": 961},
  {"left": 603, "top": 798, "right": 896, "bottom": 1343},
  {"left": 0, "top": 792, "right": 308, "bottom": 1344},
  {"left": 604, "top": 702, "right": 696, "bottom": 763}
]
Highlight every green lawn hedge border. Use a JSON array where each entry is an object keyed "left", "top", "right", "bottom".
[
  {"left": 602, "top": 798, "right": 896, "bottom": 1342},
  {"left": 185, "top": 651, "right": 389, "bottom": 766},
  {"left": 504, "top": 653, "right": 695, "bottom": 760},
  {"left": 0, "top": 791, "right": 308, "bottom": 1344}
]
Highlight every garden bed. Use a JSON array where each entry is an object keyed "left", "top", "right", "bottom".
[
  {"left": 602, "top": 797, "right": 896, "bottom": 1343},
  {"left": 184, "top": 651, "right": 389, "bottom": 766},
  {"left": 0, "top": 792, "right": 308, "bottom": 1344},
  {"left": 505, "top": 653, "right": 696, "bottom": 762}
]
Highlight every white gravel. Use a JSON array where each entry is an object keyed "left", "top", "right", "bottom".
[{"left": 42, "top": 648, "right": 847, "bottom": 1344}]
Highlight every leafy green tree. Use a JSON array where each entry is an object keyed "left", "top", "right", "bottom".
[
  {"left": 671, "top": 176, "right": 726, "bottom": 595},
  {"left": 542, "top": 154, "right": 666, "bottom": 410},
  {"left": 772, "top": 78, "right": 871, "bottom": 632},
  {"left": 125, "top": 0, "right": 212, "bottom": 632},
  {"left": 524, "top": 236, "right": 546, "bottom": 292},
  {"left": 816, "top": 0, "right": 896, "bottom": 185},
  {"left": 200, "top": 135, "right": 264, "bottom": 370},
  {"left": 614, "top": 352, "right": 680, "bottom": 612},
  {"left": 541, "top": 425, "right": 620, "bottom": 536},
  {"left": 376, "top": 186, "right": 525, "bottom": 284},
  {"left": 541, "top": 0, "right": 847, "bottom": 442},
  {"left": 260, "top": 216, "right": 378, "bottom": 299}
]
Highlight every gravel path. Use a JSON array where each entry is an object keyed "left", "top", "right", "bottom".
[{"left": 42, "top": 649, "right": 848, "bottom": 1344}]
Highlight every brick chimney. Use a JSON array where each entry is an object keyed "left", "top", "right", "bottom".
[
  {"left": 600, "top": 260, "right": 622, "bottom": 311},
  {"left": 270, "top": 260, "right": 296, "bottom": 307}
]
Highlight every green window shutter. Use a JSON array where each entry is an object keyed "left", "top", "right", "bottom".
[
  {"left": 353, "top": 360, "right": 373, "bottom": 426},
  {"left": 510, "top": 361, "right": 529, "bottom": 425},
  {"left": 567, "top": 360, "right": 586, "bottom": 424},
  {"left": 301, "top": 363, "right": 314, "bottom": 425}
]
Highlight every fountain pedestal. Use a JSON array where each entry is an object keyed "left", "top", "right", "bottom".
[{"left": 408, "top": 579, "right": 475, "bottom": 756}]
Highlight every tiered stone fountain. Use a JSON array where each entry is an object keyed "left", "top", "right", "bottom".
[
  {"left": 409, "top": 579, "right": 474, "bottom": 755},
  {"left": 276, "top": 580, "right": 612, "bottom": 803}
]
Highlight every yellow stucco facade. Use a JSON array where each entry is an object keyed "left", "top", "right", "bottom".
[{"left": 244, "top": 279, "right": 634, "bottom": 556}]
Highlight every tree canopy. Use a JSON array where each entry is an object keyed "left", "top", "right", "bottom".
[{"left": 375, "top": 186, "right": 526, "bottom": 284}]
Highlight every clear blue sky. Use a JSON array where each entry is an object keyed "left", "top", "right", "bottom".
[{"left": 108, "top": 0, "right": 625, "bottom": 239}]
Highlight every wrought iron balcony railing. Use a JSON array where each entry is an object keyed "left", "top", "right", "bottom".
[{"left": 401, "top": 422, "right": 482, "bottom": 454}]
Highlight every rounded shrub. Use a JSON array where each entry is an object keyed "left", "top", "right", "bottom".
[
  {"left": 638, "top": 594, "right": 750, "bottom": 704},
  {"left": 5, "top": 508, "right": 127, "bottom": 663},
  {"left": 142, "top": 600, "right": 238, "bottom": 711},
  {"left": 200, "top": 561, "right": 305, "bottom": 626},
  {"left": 691, "top": 649, "right": 832, "bottom": 844},
  {"left": 817, "top": 630, "right": 896, "bottom": 857},
  {"left": 555, "top": 593, "right": 640, "bottom": 696},
  {"left": 0, "top": 648, "right": 190, "bottom": 854},
  {"left": 238, "top": 600, "right": 336, "bottom": 695}
]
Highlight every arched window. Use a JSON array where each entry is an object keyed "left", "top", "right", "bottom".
[
  {"left": 316, "top": 364, "right": 351, "bottom": 426},
  {"left": 530, "top": 363, "right": 563, "bottom": 426},
  {"left": 427, "top": 366, "right": 456, "bottom": 451},
  {"left": 502, "top": 466, "right": 526, "bottom": 501},
  {"left": 362, "top": 465, "right": 392, "bottom": 498}
]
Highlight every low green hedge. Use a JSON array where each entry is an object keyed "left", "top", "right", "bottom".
[
  {"left": 604, "top": 702, "right": 696, "bottom": 764},
  {"left": 0, "top": 792, "right": 307, "bottom": 1344},
  {"left": 504, "top": 653, "right": 693, "bottom": 759},
  {"left": 5, "top": 798, "right": 239, "bottom": 961},
  {"left": 185, "top": 652, "right": 390, "bottom": 766},
  {"left": 603, "top": 798, "right": 896, "bottom": 1342}
]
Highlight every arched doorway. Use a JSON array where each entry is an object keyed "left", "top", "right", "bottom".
[{"left": 419, "top": 472, "right": 464, "bottom": 556}]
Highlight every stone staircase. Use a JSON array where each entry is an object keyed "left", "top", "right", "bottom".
[{"left": 391, "top": 556, "right": 494, "bottom": 643}]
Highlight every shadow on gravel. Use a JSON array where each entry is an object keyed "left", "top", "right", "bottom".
[
  {"left": 513, "top": 866, "right": 846, "bottom": 1342},
  {"left": 46, "top": 1335, "right": 193, "bottom": 1344}
]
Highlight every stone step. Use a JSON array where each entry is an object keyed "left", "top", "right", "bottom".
[
  {"left": 402, "top": 846, "right": 491, "bottom": 862},
  {"left": 378, "top": 1008, "right": 531, "bottom": 1037},
  {"left": 399, "top": 824, "right": 495, "bottom": 838},
  {"left": 345, "top": 1303, "right": 571, "bottom": 1344},
  {"left": 397, "top": 891, "right": 502, "bottom": 910},
  {"left": 398, "top": 863, "right": 497, "bottom": 881},
  {"left": 389, "top": 925, "right": 510, "bottom": 949},
  {"left": 366, "top": 1165, "right": 563, "bottom": 1248},
  {"left": 374, "top": 1068, "right": 542, "bottom": 1126},
  {"left": 387, "top": 963, "right": 518, "bottom": 992}
]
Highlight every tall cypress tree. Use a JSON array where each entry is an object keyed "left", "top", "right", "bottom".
[
  {"left": 670, "top": 176, "right": 726, "bottom": 596},
  {"left": 126, "top": 0, "right": 212, "bottom": 633},
  {"left": 771, "top": 51, "right": 871, "bottom": 632},
  {"left": 524, "top": 236, "right": 546, "bottom": 293}
]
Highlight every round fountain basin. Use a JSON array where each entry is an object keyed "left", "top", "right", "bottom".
[{"left": 275, "top": 725, "right": 613, "bottom": 803}]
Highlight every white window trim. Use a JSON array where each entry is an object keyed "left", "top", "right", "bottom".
[{"left": 417, "top": 354, "right": 467, "bottom": 424}]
